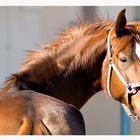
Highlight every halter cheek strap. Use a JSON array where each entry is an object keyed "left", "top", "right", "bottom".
[{"left": 107, "top": 29, "right": 140, "bottom": 121}]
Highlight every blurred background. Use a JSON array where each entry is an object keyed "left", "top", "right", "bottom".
[{"left": 0, "top": 6, "right": 140, "bottom": 135}]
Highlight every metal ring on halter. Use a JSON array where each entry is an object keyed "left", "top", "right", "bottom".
[
  {"left": 107, "top": 29, "right": 140, "bottom": 121},
  {"left": 108, "top": 57, "right": 113, "bottom": 65}
]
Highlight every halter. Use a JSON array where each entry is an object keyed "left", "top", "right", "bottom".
[{"left": 107, "top": 29, "right": 140, "bottom": 121}]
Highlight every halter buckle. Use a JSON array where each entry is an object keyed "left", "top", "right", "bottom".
[{"left": 126, "top": 84, "right": 137, "bottom": 95}]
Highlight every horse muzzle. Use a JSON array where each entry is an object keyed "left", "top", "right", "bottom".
[{"left": 131, "top": 90, "right": 140, "bottom": 119}]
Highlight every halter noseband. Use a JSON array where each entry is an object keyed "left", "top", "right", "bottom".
[{"left": 107, "top": 29, "right": 140, "bottom": 121}]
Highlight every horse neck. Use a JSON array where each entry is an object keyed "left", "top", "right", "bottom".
[{"left": 3, "top": 30, "right": 108, "bottom": 109}]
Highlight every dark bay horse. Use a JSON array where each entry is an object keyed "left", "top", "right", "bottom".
[{"left": 1, "top": 8, "right": 140, "bottom": 134}]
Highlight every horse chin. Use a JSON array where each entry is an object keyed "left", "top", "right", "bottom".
[{"left": 131, "top": 92, "right": 140, "bottom": 118}]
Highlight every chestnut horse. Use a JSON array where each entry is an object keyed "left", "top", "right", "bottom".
[{"left": 1, "top": 9, "right": 140, "bottom": 134}]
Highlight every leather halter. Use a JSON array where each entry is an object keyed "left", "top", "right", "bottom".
[{"left": 107, "top": 29, "right": 140, "bottom": 121}]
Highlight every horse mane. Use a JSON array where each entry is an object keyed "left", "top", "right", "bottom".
[
  {"left": 2, "top": 19, "right": 115, "bottom": 94},
  {"left": 23, "top": 19, "right": 114, "bottom": 71}
]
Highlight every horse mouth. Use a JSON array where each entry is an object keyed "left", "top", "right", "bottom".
[{"left": 131, "top": 92, "right": 140, "bottom": 119}]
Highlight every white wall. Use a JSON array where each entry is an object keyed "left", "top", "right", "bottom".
[
  {"left": 0, "top": 7, "right": 9, "bottom": 86},
  {"left": 96, "top": 6, "right": 135, "bottom": 21},
  {"left": 81, "top": 91, "right": 120, "bottom": 134}
]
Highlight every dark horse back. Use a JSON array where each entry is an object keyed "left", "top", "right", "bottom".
[
  {"left": 61, "top": 103, "right": 86, "bottom": 135},
  {"left": 29, "top": 91, "right": 86, "bottom": 135},
  {"left": 0, "top": 90, "right": 85, "bottom": 135}
]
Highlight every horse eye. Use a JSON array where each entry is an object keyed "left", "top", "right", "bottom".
[{"left": 120, "top": 57, "right": 128, "bottom": 63}]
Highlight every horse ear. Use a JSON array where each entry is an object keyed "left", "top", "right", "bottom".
[{"left": 115, "top": 9, "right": 127, "bottom": 37}]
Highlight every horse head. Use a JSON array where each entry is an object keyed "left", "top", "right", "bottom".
[{"left": 102, "top": 9, "right": 140, "bottom": 120}]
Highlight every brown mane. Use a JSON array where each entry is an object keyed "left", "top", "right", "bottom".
[
  {"left": 2, "top": 20, "right": 114, "bottom": 93},
  {"left": 3, "top": 17, "right": 140, "bottom": 107}
]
